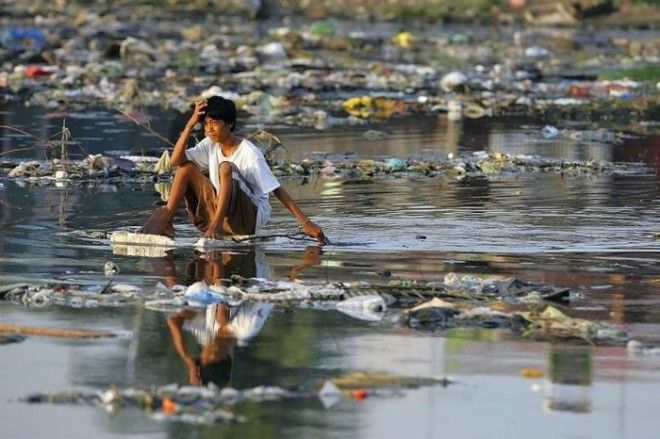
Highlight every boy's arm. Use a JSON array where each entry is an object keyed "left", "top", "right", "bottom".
[
  {"left": 171, "top": 100, "right": 206, "bottom": 166},
  {"left": 167, "top": 310, "right": 201, "bottom": 384},
  {"left": 272, "top": 186, "right": 328, "bottom": 244}
]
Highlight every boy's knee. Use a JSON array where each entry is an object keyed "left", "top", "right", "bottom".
[
  {"left": 218, "top": 161, "right": 234, "bottom": 178},
  {"left": 177, "top": 161, "right": 198, "bottom": 177}
]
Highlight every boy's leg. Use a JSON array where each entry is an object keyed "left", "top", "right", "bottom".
[
  {"left": 139, "top": 162, "right": 208, "bottom": 237},
  {"left": 212, "top": 161, "right": 257, "bottom": 236},
  {"left": 140, "top": 161, "right": 256, "bottom": 237}
]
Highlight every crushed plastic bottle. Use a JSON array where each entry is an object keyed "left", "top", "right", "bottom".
[{"left": 335, "top": 295, "right": 387, "bottom": 322}]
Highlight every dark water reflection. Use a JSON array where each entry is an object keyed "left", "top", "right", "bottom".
[{"left": 1, "top": 104, "right": 659, "bottom": 438}]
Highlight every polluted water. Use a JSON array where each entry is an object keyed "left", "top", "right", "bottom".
[{"left": 1, "top": 1, "right": 659, "bottom": 438}]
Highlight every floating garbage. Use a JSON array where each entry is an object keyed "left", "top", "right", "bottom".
[
  {"left": 342, "top": 96, "right": 405, "bottom": 119},
  {"left": 524, "top": 46, "right": 551, "bottom": 59},
  {"left": 541, "top": 125, "right": 560, "bottom": 138},
  {"left": 518, "top": 306, "right": 628, "bottom": 344},
  {"left": 103, "top": 261, "right": 119, "bottom": 276},
  {"left": 406, "top": 299, "right": 629, "bottom": 346},
  {"left": 0, "top": 282, "right": 149, "bottom": 308},
  {"left": 183, "top": 281, "right": 228, "bottom": 307},
  {"left": 440, "top": 71, "right": 468, "bottom": 93},
  {"left": 335, "top": 295, "right": 387, "bottom": 322},
  {"left": 23, "top": 370, "right": 454, "bottom": 423},
  {"left": 154, "top": 150, "right": 171, "bottom": 174},
  {"left": 626, "top": 340, "right": 660, "bottom": 356},
  {"left": 110, "top": 231, "right": 176, "bottom": 248},
  {"left": 318, "top": 380, "right": 343, "bottom": 408},
  {"left": 0, "top": 272, "right": 634, "bottom": 346},
  {"left": 391, "top": 31, "right": 414, "bottom": 48},
  {"left": 1, "top": 27, "right": 46, "bottom": 53},
  {"left": 0, "top": 1, "right": 654, "bottom": 135}
]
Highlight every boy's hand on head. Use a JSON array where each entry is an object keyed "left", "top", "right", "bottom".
[{"left": 188, "top": 99, "right": 207, "bottom": 127}]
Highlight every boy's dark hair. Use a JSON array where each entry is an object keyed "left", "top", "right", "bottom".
[
  {"left": 204, "top": 95, "right": 237, "bottom": 131},
  {"left": 198, "top": 356, "right": 232, "bottom": 387}
]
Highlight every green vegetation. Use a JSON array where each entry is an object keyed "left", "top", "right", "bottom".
[{"left": 597, "top": 65, "right": 660, "bottom": 81}]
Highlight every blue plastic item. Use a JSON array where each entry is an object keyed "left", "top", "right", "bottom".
[{"left": 1, "top": 27, "right": 46, "bottom": 52}]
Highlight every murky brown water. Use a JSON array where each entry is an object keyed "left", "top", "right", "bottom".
[{"left": 1, "top": 104, "right": 658, "bottom": 438}]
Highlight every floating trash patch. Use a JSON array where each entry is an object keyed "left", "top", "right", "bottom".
[
  {"left": 1, "top": 272, "right": 632, "bottom": 345},
  {"left": 1, "top": 151, "right": 649, "bottom": 186},
  {"left": 21, "top": 372, "right": 454, "bottom": 424},
  {"left": 405, "top": 301, "right": 629, "bottom": 345},
  {"left": 1, "top": 5, "right": 657, "bottom": 133},
  {"left": 0, "top": 273, "right": 570, "bottom": 310}
]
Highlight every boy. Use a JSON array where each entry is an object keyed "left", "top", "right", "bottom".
[{"left": 139, "top": 95, "right": 327, "bottom": 244}]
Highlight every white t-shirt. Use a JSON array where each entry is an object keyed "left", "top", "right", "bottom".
[
  {"left": 228, "top": 302, "right": 274, "bottom": 347},
  {"left": 184, "top": 302, "right": 274, "bottom": 347},
  {"left": 185, "top": 138, "right": 280, "bottom": 233}
]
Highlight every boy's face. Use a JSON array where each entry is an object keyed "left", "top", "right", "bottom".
[{"left": 204, "top": 117, "right": 229, "bottom": 143}]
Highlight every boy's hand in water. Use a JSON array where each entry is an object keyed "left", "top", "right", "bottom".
[
  {"left": 187, "top": 99, "right": 207, "bottom": 128},
  {"left": 302, "top": 220, "right": 329, "bottom": 245}
]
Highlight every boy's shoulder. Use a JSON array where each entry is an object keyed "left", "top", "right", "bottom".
[
  {"left": 194, "top": 137, "right": 214, "bottom": 150},
  {"left": 239, "top": 138, "right": 265, "bottom": 159}
]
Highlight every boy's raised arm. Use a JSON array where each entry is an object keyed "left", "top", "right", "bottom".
[{"left": 171, "top": 100, "right": 206, "bottom": 166}]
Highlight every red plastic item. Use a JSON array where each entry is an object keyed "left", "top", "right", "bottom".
[
  {"left": 25, "top": 65, "right": 55, "bottom": 78},
  {"left": 161, "top": 397, "right": 177, "bottom": 414}
]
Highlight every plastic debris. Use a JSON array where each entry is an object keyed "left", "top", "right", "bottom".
[
  {"left": 519, "top": 306, "right": 628, "bottom": 344},
  {"left": 524, "top": 46, "right": 551, "bottom": 59},
  {"left": 391, "top": 31, "right": 414, "bottom": 48},
  {"left": 1, "top": 27, "right": 45, "bottom": 53},
  {"left": 1, "top": 150, "right": 644, "bottom": 185},
  {"left": 22, "top": 369, "right": 454, "bottom": 423},
  {"left": 0, "top": 3, "right": 652, "bottom": 135},
  {"left": 541, "top": 125, "right": 560, "bottom": 139},
  {"left": 335, "top": 295, "right": 387, "bottom": 322},
  {"left": 110, "top": 231, "right": 176, "bottom": 247},
  {"left": 154, "top": 150, "right": 171, "bottom": 174},
  {"left": 318, "top": 380, "right": 343, "bottom": 409},
  {"left": 104, "top": 261, "right": 119, "bottom": 276},
  {"left": 627, "top": 340, "right": 660, "bottom": 356},
  {"left": 440, "top": 71, "right": 468, "bottom": 93},
  {"left": 183, "top": 281, "right": 228, "bottom": 307}
]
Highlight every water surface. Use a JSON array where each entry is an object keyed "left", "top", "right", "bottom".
[{"left": 1, "top": 104, "right": 658, "bottom": 438}]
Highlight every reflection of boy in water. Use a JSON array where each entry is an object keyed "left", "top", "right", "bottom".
[
  {"left": 161, "top": 245, "right": 320, "bottom": 386},
  {"left": 145, "top": 248, "right": 267, "bottom": 288},
  {"left": 167, "top": 301, "right": 274, "bottom": 387},
  {"left": 148, "top": 245, "right": 320, "bottom": 287}
]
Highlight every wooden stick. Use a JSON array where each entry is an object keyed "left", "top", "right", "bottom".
[
  {"left": 115, "top": 108, "right": 175, "bottom": 147},
  {"left": 0, "top": 323, "right": 117, "bottom": 339}
]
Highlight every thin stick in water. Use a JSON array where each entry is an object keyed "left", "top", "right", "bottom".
[{"left": 0, "top": 323, "right": 117, "bottom": 339}]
